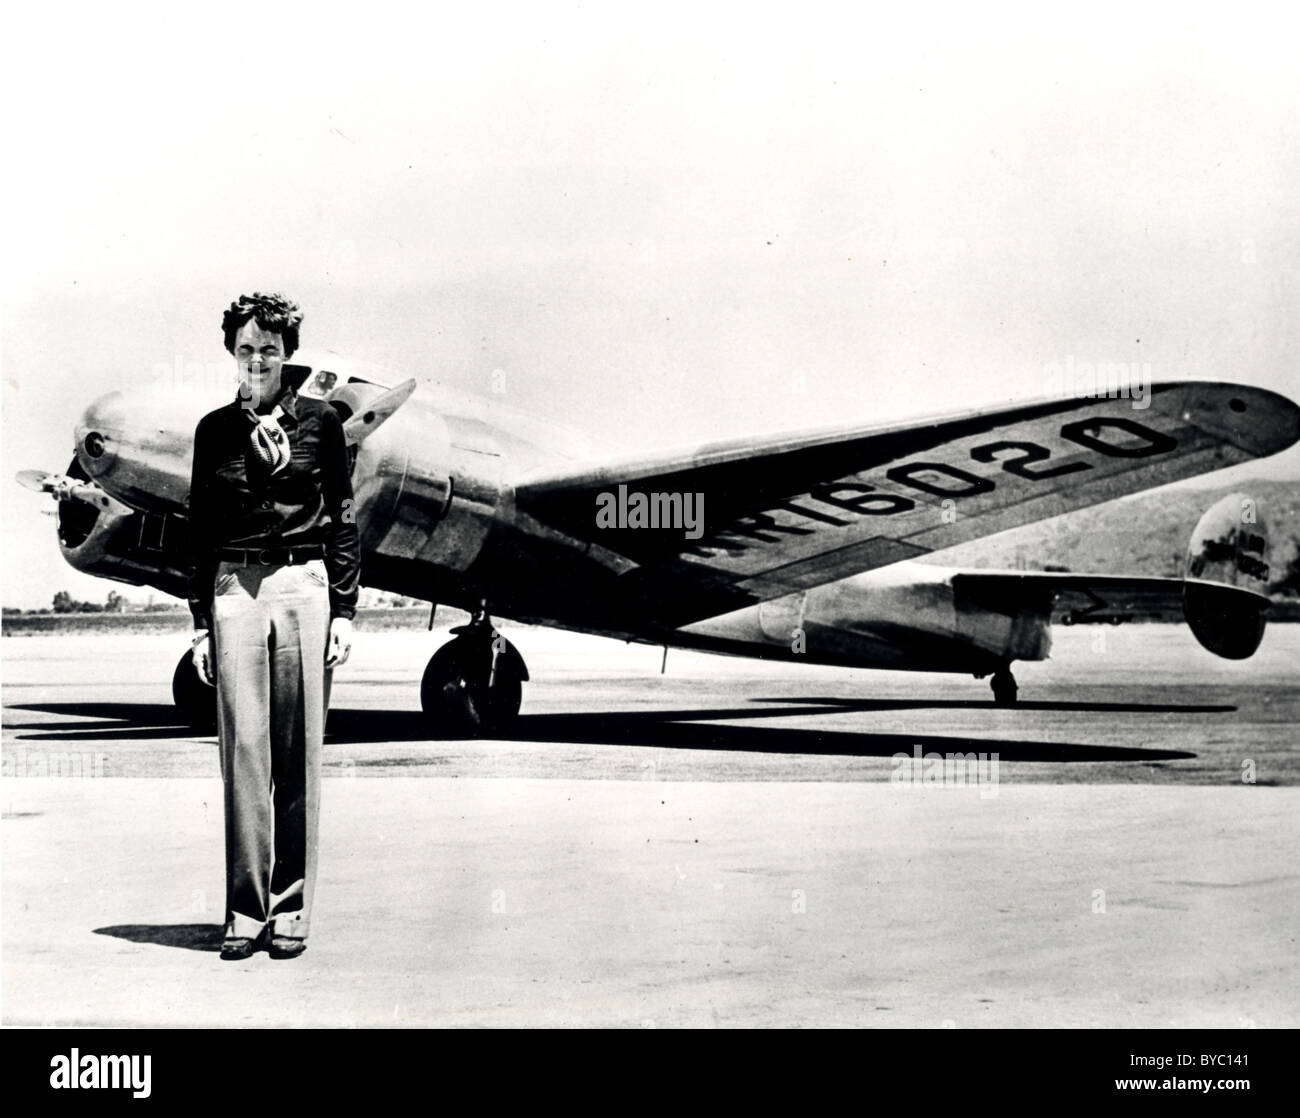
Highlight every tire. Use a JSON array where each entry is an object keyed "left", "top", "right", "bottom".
[
  {"left": 420, "top": 636, "right": 523, "bottom": 738},
  {"left": 172, "top": 650, "right": 217, "bottom": 732},
  {"left": 991, "top": 668, "right": 1018, "bottom": 706}
]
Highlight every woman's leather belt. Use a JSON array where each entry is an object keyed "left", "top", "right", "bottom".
[{"left": 216, "top": 545, "right": 325, "bottom": 566}]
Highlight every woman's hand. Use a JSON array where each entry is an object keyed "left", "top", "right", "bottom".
[
  {"left": 191, "top": 631, "right": 215, "bottom": 685},
  {"left": 326, "top": 617, "right": 353, "bottom": 669}
]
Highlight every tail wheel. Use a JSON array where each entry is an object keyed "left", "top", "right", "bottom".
[
  {"left": 172, "top": 650, "right": 216, "bottom": 731},
  {"left": 990, "top": 667, "right": 1018, "bottom": 706},
  {"left": 420, "top": 635, "right": 524, "bottom": 737}
]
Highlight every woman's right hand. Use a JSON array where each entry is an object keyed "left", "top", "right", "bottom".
[{"left": 192, "top": 631, "right": 214, "bottom": 685}]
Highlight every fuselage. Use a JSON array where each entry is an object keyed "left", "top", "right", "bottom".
[{"left": 58, "top": 360, "right": 1042, "bottom": 677}]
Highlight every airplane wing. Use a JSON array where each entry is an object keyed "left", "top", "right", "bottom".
[{"left": 515, "top": 382, "right": 1300, "bottom": 627}]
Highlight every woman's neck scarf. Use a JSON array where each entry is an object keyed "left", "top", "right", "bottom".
[{"left": 246, "top": 402, "right": 291, "bottom": 474}]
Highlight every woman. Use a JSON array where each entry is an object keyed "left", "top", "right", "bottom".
[{"left": 187, "top": 291, "right": 360, "bottom": 961}]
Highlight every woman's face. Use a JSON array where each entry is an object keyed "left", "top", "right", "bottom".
[{"left": 233, "top": 319, "right": 286, "bottom": 408}]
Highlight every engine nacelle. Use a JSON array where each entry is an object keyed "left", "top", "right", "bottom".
[
  {"left": 54, "top": 457, "right": 189, "bottom": 597},
  {"left": 682, "top": 562, "right": 1050, "bottom": 673}
]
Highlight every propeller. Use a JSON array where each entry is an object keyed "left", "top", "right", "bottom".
[
  {"left": 16, "top": 469, "right": 54, "bottom": 492},
  {"left": 341, "top": 378, "right": 418, "bottom": 447},
  {"left": 15, "top": 469, "right": 123, "bottom": 510}
]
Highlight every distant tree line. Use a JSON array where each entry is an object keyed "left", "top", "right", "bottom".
[
  {"left": 50, "top": 589, "right": 132, "bottom": 613},
  {"left": 1, "top": 590, "right": 181, "bottom": 615},
  {"left": 1, "top": 586, "right": 425, "bottom": 616}
]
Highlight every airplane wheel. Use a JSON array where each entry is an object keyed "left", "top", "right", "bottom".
[
  {"left": 172, "top": 650, "right": 216, "bottom": 732},
  {"left": 990, "top": 667, "right": 1018, "bottom": 706},
  {"left": 420, "top": 635, "right": 524, "bottom": 738}
]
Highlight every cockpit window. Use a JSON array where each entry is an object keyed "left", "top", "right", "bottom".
[{"left": 300, "top": 369, "right": 337, "bottom": 399}]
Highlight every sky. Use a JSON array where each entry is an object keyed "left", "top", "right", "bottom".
[{"left": 3, "top": 1, "right": 1299, "bottom": 609}]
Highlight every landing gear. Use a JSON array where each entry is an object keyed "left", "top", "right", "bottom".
[
  {"left": 172, "top": 649, "right": 216, "bottom": 731},
  {"left": 420, "top": 605, "right": 528, "bottom": 737},
  {"left": 990, "top": 665, "right": 1018, "bottom": 706}
]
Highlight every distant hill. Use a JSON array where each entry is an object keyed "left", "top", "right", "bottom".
[{"left": 923, "top": 479, "right": 1300, "bottom": 588}]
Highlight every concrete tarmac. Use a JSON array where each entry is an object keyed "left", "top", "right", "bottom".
[{"left": 3, "top": 623, "right": 1298, "bottom": 1026}]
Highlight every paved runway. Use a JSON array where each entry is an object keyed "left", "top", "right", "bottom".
[{"left": 3, "top": 623, "right": 1298, "bottom": 1026}]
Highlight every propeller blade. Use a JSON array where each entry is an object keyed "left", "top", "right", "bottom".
[
  {"left": 16, "top": 469, "right": 123, "bottom": 510},
  {"left": 342, "top": 379, "right": 418, "bottom": 446},
  {"left": 16, "top": 469, "right": 55, "bottom": 492}
]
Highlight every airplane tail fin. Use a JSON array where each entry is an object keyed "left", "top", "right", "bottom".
[{"left": 1183, "top": 493, "right": 1271, "bottom": 659}]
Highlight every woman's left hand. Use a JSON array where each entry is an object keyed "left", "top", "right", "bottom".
[{"left": 326, "top": 617, "right": 353, "bottom": 668}]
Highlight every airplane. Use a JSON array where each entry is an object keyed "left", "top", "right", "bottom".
[{"left": 18, "top": 360, "right": 1300, "bottom": 735}]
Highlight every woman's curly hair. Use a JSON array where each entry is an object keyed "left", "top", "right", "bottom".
[{"left": 221, "top": 292, "right": 304, "bottom": 358}]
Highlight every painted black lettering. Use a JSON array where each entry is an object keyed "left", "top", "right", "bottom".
[
  {"left": 969, "top": 439, "right": 1091, "bottom": 479},
  {"left": 776, "top": 500, "right": 850, "bottom": 527},
  {"left": 720, "top": 512, "right": 813, "bottom": 542},
  {"left": 885, "top": 461, "right": 995, "bottom": 498},
  {"left": 1239, "top": 555, "right": 1269, "bottom": 580},
  {"left": 1059, "top": 417, "right": 1177, "bottom": 458},
  {"left": 810, "top": 483, "right": 915, "bottom": 516},
  {"left": 686, "top": 536, "right": 750, "bottom": 557},
  {"left": 1201, "top": 539, "right": 1234, "bottom": 562}
]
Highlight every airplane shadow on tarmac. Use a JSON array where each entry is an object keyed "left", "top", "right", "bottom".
[
  {"left": 4, "top": 703, "right": 205, "bottom": 741},
  {"left": 6, "top": 698, "right": 1215, "bottom": 762},
  {"left": 484, "top": 705, "right": 1202, "bottom": 762}
]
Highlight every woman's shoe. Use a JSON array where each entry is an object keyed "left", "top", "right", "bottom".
[
  {"left": 219, "top": 937, "right": 257, "bottom": 961},
  {"left": 268, "top": 936, "right": 307, "bottom": 959}
]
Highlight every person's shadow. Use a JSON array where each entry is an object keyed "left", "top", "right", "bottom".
[{"left": 93, "top": 923, "right": 224, "bottom": 952}]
